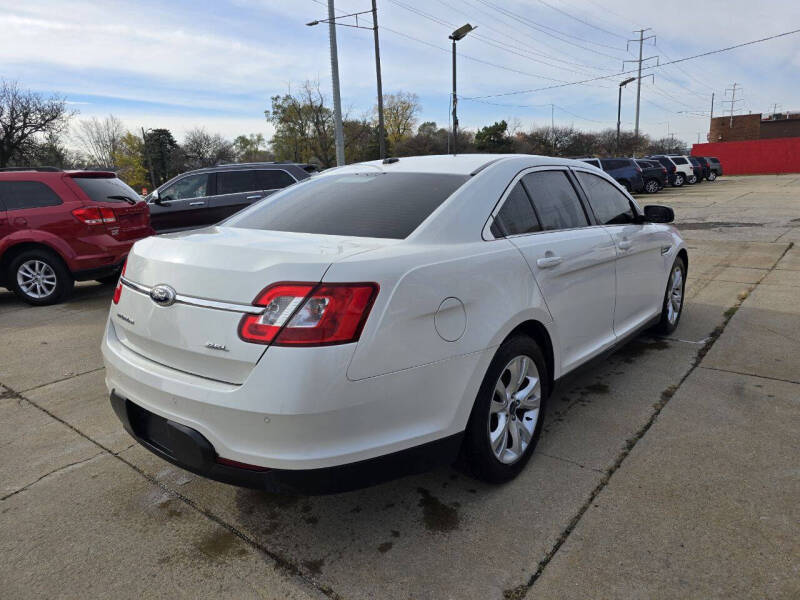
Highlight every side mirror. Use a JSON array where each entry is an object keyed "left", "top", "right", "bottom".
[
  {"left": 150, "top": 189, "right": 161, "bottom": 204},
  {"left": 644, "top": 204, "right": 674, "bottom": 223}
]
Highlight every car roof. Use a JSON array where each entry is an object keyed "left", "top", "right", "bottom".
[
  {"left": 330, "top": 154, "right": 595, "bottom": 176},
  {"left": 180, "top": 162, "right": 310, "bottom": 176}
]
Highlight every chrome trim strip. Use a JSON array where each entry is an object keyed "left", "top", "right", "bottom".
[{"left": 120, "top": 277, "right": 264, "bottom": 315}]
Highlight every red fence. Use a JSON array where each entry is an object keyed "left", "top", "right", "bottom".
[{"left": 691, "top": 137, "right": 800, "bottom": 175}]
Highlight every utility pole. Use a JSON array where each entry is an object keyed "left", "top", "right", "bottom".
[
  {"left": 710, "top": 92, "right": 714, "bottom": 119},
  {"left": 550, "top": 104, "right": 555, "bottom": 155},
  {"left": 616, "top": 77, "right": 636, "bottom": 154},
  {"left": 625, "top": 28, "right": 656, "bottom": 142},
  {"left": 141, "top": 127, "right": 156, "bottom": 190},
  {"left": 722, "top": 83, "right": 742, "bottom": 128},
  {"left": 371, "top": 0, "right": 385, "bottom": 159},
  {"left": 327, "top": 0, "right": 345, "bottom": 166}
]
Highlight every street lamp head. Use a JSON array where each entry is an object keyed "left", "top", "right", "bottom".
[
  {"left": 449, "top": 23, "right": 476, "bottom": 41},
  {"left": 620, "top": 77, "right": 636, "bottom": 87},
  {"left": 306, "top": 20, "right": 320, "bottom": 26}
]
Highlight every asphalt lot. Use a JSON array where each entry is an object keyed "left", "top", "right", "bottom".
[{"left": 2, "top": 174, "right": 799, "bottom": 599}]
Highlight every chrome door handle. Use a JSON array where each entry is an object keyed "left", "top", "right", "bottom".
[
  {"left": 246, "top": 195, "right": 262, "bottom": 200},
  {"left": 618, "top": 240, "right": 632, "bottom": 250},
  {"left": 189, "top": 201, "right": 205, "bottom": 206},
  {"left": 536, "top": 256, "right": 563, "bottom": 268}
]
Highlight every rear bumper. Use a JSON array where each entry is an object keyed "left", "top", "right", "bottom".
[
  {"left": 110, "top": 391, "right": 462, "bottom": 494},
  {"left": 102, "top": 317, "right": 487, "bottom": 472},
  {"left": 67, "top": 230, "right": 152, "bottom": 274}
]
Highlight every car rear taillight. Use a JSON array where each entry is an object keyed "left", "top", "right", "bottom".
[
  {"left": 112, "top": 259, "right": 127, "bottom": 305},
  {"left": 72, "top": 206, "right": 117, "bottom": 226},
  {"left": 238, "top": 282, "right": 379, "bottom": 346}
]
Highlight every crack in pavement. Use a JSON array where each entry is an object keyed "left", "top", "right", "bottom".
[
  {"left": 18, "top": 366, "right": 106, "bottom": 395},
  {"left": 503, "top": 241, "right": 795, "bottom": 600},
  {"left": 538, "top": 452, "right": 603, "bottom": 474},
  {"left": 2, "top": 452, "right": 105, "bottom": 501},
  {"left": 699, "top": 365, "right": 800, "bottom": 386},
  {"left": 0, "top": 385, "right": 338, "bottom": 600}
]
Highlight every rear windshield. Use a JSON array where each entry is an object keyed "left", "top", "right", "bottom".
[
  {"left": 226, "top": 172, "right": 469, "bottom": 239},
  {"left": 72, "top": 176, "right": 142, "bottom": 204}
]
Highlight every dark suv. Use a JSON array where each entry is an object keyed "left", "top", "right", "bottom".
[
  {"left": 579, "top": 157, "right": 645, "bottom": 193},
  {"left": 635, "top": 159, "right": 667, "bottom": 193},
  {"left": 147, "top": 162, "right": 316, "bottom": 232},
  {"left": 694, "top": 156, "right": 722, "bottom": 181},
  {"left": 0, "top": 168, "right": 153, "bottom": 305}
]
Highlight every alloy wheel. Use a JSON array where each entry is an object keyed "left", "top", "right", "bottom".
[
  {"left": 488, "top": 355, "right": 541, "bottom": 465},
  {"left": 645, "top": 180, "right": 659, "bottom": 193},
  {"left": 16, "top": 260, "right": 57, "bottom": 299},
  {"left": 666, "top": 266, "right": 684, "bottom": 324}
]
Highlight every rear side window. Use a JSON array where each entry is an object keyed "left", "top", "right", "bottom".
[
  {"left": 709, "top": 157, "right": 720, "bottom": 163},
  {"left": 601, "top": 159, "right": 628, "bottom": 170},
  {"left": 491, "top": 182, "right": 539, "bottom": 237},
  {"left": 581, "top": 159, "right": 600, "bottom": 168},
  {"left": 218, "top": 170, "right": 259, "bottom": 195},
  {"left": 256, "top": 170, "right": 295, "bottom": 190},
  {"left": 522, "top": 171, "right": 589, "bottom": 231},
  {"left": 576, "top": 171, "right": 635, "bottom": 225},
  {"left": 227, "top": 172, "right": 469, "bottom": 239},
  {"left": 0, "top": 181, "right": 62, "bottom": 211},
  {"left": 73, "top": 176, "right": 141, "bottom": 204},
  {"left": 671, "top": 157, "right": 688, "bottom": 165}
]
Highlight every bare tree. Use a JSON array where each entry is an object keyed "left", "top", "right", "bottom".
[
  {"left": 74, "top": 114, "right": 125, "bottom": 168},
  {"left": 0, "top": 80, "right": 74, "bottom": 167},
  {"left": 182, "top": 128, "right": 235, "bottom": 169}
]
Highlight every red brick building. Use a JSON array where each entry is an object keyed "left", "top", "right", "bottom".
[{"left": 694, "top": 111, "right": 800, "bottom": 175}]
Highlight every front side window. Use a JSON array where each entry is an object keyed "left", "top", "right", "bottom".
[
  {"left": 576, "top": 171, "right": 636, "bottom": 225},
  {"left": 226, "top": 172, "right": 469, "bottom": 239},
  {"left": 161, "top": 173, "right": 208, "bottom": 201},
  {"left": 491, "top": 182, "right": 539, "bottom": 237},
  {"left": 0, "top": 181, "right": 62, "bottom": 211},
  {"left": 522, "top": 171, "right": 589, "bottom": 231},
  {"left": 217, "top": 170, "right": 258, "bottom": 195}
]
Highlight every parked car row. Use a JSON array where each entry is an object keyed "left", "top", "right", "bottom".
[
  {"left": 579, "top": 155, "right": 723, "bottom": 193},
  {"left": 0, "top": 162, "right": 313, "bottom": 305}
]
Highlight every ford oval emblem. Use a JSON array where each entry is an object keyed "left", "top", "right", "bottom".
[{"left": 150, "top": 284, "right": 177, "bottom": 307}]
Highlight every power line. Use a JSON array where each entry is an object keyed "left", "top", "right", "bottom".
[
  {"left": 534, "top": 0, "right": 628, "bottom": 40},
  {"left": 466, "top": 28, "right": 800, "bottom": 99},
  {"left": 472, "top": 0, "right": 628, "bottom": 58},
  {"left": 387, "top": 0, "right": 610, "bottom": 78}
]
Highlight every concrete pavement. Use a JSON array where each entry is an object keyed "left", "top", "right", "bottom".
[{"left": 1, "top": 175, "right": 798, "bottom": 599}]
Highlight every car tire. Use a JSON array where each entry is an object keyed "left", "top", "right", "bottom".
[
  {"left": 654, "top": 256, "right": 686, "bottom": 335},
  {"left": 8, "top": 249, "right": 74, "bottom": 306},
  {"left": 644, "top": 179, "right": 660, "bottom": 194},
  {"left": 462, "top": 334, "right": 548, "bottom": 483},
  {"left": 707, "top": 171, "right": 717, "bottom": 181},
  {"left": 673, "top": 173, "right": 685, "bottom": 187}
]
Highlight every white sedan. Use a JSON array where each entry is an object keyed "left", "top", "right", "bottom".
[{"left": 102, "top": 154, "right": 686, "bottom": 492}]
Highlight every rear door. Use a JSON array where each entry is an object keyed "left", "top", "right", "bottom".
[
  {"left": 210, "top": 169, "right": 262, "bottom": 221},
  {"left": 572, "top": 168, "right": 666, "bottom": 337},
  {"left": 495, "top": 167, "right": 618, "bottom": 372},
  {"left": 149, "top": 172, "right": 212, "bottom": 232},
  {"left": 0, "top": 196, "right": 9, "bottom": 241}
]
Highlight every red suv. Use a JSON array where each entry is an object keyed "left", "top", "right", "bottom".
[{"left": 0, "top": 168, "right": 154, "bottom": 305}]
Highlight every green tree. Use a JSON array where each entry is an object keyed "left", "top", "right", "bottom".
[
  {"left": 113, "top": 132, "right": 148, "bottom": 191},
  {"left": 233, "top": 133, "right": 273, "bottom": 162},
  {"left": 378, "top": 91, "right": 420, "bottom": 150},
  {"left": 475, "top": 120, "right": 515, "bottom": 153},
  {"left": 143, "top": 128, "right": 180, "bottom": 185}
]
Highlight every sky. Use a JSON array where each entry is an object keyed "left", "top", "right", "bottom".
[{"left": 2, "top": 0, "right": 799, "bottom": 150}]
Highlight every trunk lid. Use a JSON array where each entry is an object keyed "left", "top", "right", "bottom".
[{"left": 112, "top": 226, "right": 389, "bottom": 383}]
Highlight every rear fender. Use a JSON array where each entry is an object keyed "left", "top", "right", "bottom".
[{"left": 0, "top": 230, "right": 76, "bottom": 271}]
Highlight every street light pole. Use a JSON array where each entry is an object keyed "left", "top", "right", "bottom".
[
  {"left": 371, "top": 0, "right": 386, "bottom": 159},
  {"left": 616, "top": 77, "right": 636, "bottom": 155},
  {"left": 448, "top": 24, "right": 475, "bottom": 156},
  {"left": 327, "top": 0, "right": 345, "bottom": 166}
]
